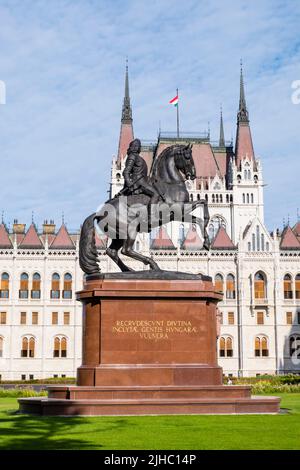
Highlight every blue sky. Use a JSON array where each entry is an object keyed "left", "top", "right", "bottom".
[{"left": 0, "top": 0, "right": 300, "bottom": 231}]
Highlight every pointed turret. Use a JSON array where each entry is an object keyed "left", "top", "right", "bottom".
[
  {"left": 19, "top": 224, "right": 43, "bottom": 249},
  {"left": 219, "top": 106, "right": 225, "bottom": 147},
  {"left": 49, "top": 224, "right": 75, "bottom": 249},
  {"left": 117, "top": 60, "right": 134, "bottom": 164},
  {"left": 235, "top": 63, "right": 255, "bottom": 169}
]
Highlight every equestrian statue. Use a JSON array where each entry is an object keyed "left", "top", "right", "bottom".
[{"left": 79, "top": 138, "right": 210, "bottom": 274}]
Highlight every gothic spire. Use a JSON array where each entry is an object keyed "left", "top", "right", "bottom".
[
  {"left": 117, "top": 60, "right": 134, "bottom": 163},
  {"left": 219, "top": 105, "right": 225, "bottom": 147},
  {"left": 237, "top": 61, "right": 249, "bottom": 124},
  {"left": 121, "top": 59, "right": 132, "bottom": 124}
]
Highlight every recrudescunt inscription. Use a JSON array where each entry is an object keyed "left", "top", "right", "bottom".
[{"left": 111, "top": 320, "right": 198, "bottom": 341}]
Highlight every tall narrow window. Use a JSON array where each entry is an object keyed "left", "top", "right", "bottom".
[
  {"left": 214, "top": 274, "right": 224, "bottom": 293},
  {"left": 290, "top": 335, "right": 300, "bottom": 358},
  {"left": 19, "top": 273, "right": 29, "bottom": 299},
  {"left": 254, "top": 272, "right": 267, "bottom": 299},
  {"left": 20, "top": 312, "right": 26, "bottom": 325},
  {"left": 251, "top": 193, "right": 254, "bottom": 203},
  {"left": 219, "top": 336, "right": 233, "bottom": 357},
  {"left": 286, "top": 312, "right": 293, "bottom": 325},
  {"left": 31, "top": 273, "right": 41, "bottom": 299},
  {"left": 257, "top": 311, "right": 264, "bottom": 325},
  {"left": 0, "top": 337, "right": 3, "bottom": 358},
  {"left": 256, "top": 225, "right": 260, "bottom": 251},
  {"left": 32, "top": 312, "right": 38, "bottom": 325},
  {"left": 63, "top": 312, "right": 70, "bottom": 325},
  {"left": 255, "top": 336, "right": 269, "bottom": 357},
  {"left": 52, "top": 312, "right": 58, "bottom": 325},
  {"left": 284, "top": 274, "right": 293, "bottom": 299},
  {"left": 295, "top": 274, "right": 300, "bottom": 299},
  {"left": 228, "top": 312, "right": 235, "bottom": 324},
  {"left": 0, "top": 312, "right": 6, "bottom": 325},
  {"left": 0, "top": 273, "right": 9, "bottom": 298},
  {"left": 53, "top": 336, "right": 67, "bottom": 358},
  {"left": 252, "top": 233, "right": 256, "bottom": 251},
  {"left": 226, "top": 274, "right": 236, "bottom": 299},
  {"left": 21, "top": 336, "right": 35, "bottom": 358},
  {"left": 261, "top": 233, "right": 265, "bottom": 251},
  {"left": 63, "top": 273, "right": 72, "bottom": 299},
  {"left": 51, "top": 273, "right": 60, "bottom": 299}
]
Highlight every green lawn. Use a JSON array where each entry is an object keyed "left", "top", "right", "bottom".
[{"left": 0, "top": 394, "right": 299, "bottom": 450}]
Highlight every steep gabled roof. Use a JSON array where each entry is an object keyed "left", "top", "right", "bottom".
[
  {"left": 280, "top": 226, "right": 300, "bottom": 250},
  {"left": 293, "top": 221, "right": 300, "bottom": 237},
  {"left": 95, "top": 231, "right": 107, "bottom": 249},
  {"left": 211, "top": 226, "right": 235, "bottom": 250},
  {"left": 19, "top": 224, "right": 43, "bottom": 249},
  {"left": 49, "top": 224, "right": 75, "bottom": 249},
  {"left": 181, "top": 224, "right": 203, "bottom": 250},
  {"left": 150, "top": 227, "right": 176, "bottom": 250},
  {"left": 0, "top": 224, "right": 13, "bottom": 248}
]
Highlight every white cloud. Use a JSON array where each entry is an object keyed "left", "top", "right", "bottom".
[{"left": 0, "top": 0, "right": 299, "bottom": 230}]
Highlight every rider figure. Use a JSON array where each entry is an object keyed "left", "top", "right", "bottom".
[{"left": 122, "top": 138, "right": 161, "bottom": 203}]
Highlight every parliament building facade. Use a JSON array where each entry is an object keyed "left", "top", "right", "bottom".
[{"left": 0, "top": 66, "right": 300, "bottom": 380}]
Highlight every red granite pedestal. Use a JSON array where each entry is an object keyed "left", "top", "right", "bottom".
[{"left": 19, "top": 274, "right": 280, "bottom": 415}]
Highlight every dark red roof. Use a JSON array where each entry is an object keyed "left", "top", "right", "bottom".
[
  {"left": 19, "top": 224, "right": 43, "bottom": 249},
  {"left": 117, "top": 123, "right": 134, "bottom": 163},
  {"left": 280, "top": 226, "right": 300, "bottom": 250},
  {"left": 0, "top": 224, "right": 13, "bottom": 248},
  {"left": 235, "top": 123, "right": 255, "bottom": 169},
  {"left": 211, "top": 226, "right": 235, "bottom": 250},
  {"left": 181, "top": 224, "right": 203, "bottom": 250},
  {"left": 50, "top": 224, "right": 75, "bottom": 249},
  {"left": 150, "top": 227, "right": 175, "bottom": 250}
]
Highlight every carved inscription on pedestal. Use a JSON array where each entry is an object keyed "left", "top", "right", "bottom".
[{"left": 112, "top": 320, "right": 198, "bottom": 341}]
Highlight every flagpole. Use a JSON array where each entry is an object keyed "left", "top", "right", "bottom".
[{"left": 176, "top": 88, "right": 179, "bottom": 138}]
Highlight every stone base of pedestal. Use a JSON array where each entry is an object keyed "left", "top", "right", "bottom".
[
  {"left": 18, "top": 273, "right": 281, "bottom": 416},
  {"left": 19, "top": 385, "right": 280, "bottom": 415}
]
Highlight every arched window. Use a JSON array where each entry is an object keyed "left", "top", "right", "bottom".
[
  {"left": 215, "top": 274, "right": 224, "bottom": 293},
  {"left": 261, "top": 233, "right": 265, "bottom": 251},
  {"left": 226, "top": 194, "right": 229, "bottom": 203},
  {"left": 248, "top": 242, "right": 251, "bottom": 252},
  {"left": 51, "top": 273, "right": 60, "bottom": 299},
  {"left": 216, "top": 194, "right": 219, "bottom": 203},
  {"left": 226, "top": 274, "right": 236, "bottom": 299},
  {"left": 63, "top": 273, "right": 72, "bottom": 299},
  {"left": 252, "top": 233, "right": 256, "bottom": 251},
  {"left": 247, "top": 193, "right": 249, "bottom": 203},
  {"left": 21, "top": 336, "right": 35, "bottom": 358},
  {"left": 0, "top": 272, "right": 9, "bottom": 298},
  {"left": 289, "top": 335, "right": 300, "bottom": 359},
  {"left": 219, "top": 336, "right": 233, "bottom": 357},
  {"left": 220, "top": 195, "right": 223, "bottom": 203},
  {"left": 53, "top": 336, "right": 67, "bottom": 358},
  {"left": 243, "top": 193, "right": 245, "bottom": 204},
  {"left": 19, "top": 273, "right": 29, "bottom": 299},
  {"left": 266, "top": 242, "right": 269, "bottom": 252},
  {"left": 284, "top": 274, "right": 293, "bottom": 299},
  {"left": 31, "top": 273, "right": 41, "bottom": 299},
  {"left": 197, "top": 194, "right": 200, "bottom": 201},
  {"left": 254, "top": 272, "right": 267, "bottom": 299},
  {"left": 295, "top": 274, "right": 300, "bottom": 299},
  {"left": 190, "top": 194, "right": 193, "bottom": 201},
  {"left": 212, "top": 194, "right": 215, "bottom": 203},
  {"left": 251, "top": 193, "right": 254, "bottom": 204},
  {"left": 255, "top": 336, "right": 269, "bottom": 357},
  {"left": 179, "top": 224, "right": 185, "bottom": 243},
  {"left": 0, "top": 337, "right": 3, "bottom": 357}
]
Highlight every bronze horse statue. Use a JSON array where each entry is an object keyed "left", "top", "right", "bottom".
[{"left": 79, "top": 143, "right": 209, "bottom": 274}]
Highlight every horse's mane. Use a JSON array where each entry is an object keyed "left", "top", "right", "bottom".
[{"left": 150, "top": 144, "right": 185, "bottom": 180}]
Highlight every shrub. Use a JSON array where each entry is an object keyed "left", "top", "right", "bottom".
[{"left": 0, "top": 387, "right": 47, "bottom": 398}]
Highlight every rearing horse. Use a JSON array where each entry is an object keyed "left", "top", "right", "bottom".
[{"left": 79, "top": 144, "right": 209, "bottom": 274}]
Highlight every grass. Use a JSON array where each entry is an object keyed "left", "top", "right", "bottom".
[{"left": 0, "top": 393, "right": 299, "bottom": 450}]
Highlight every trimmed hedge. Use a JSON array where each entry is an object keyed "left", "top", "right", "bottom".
[
  {"left": 0, "top": 377, "right": 76, "bottom": 385},
  {"left": 0, "top": 387, "right": 47, "bottom": 398}
]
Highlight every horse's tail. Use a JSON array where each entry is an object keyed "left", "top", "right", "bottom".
[{"left": 79, "top": 213, "right": 100, "bottom": 275}]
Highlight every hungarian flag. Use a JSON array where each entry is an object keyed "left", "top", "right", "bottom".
[{"left": 169, "top": 94, "right": 179, "bottom": 107}]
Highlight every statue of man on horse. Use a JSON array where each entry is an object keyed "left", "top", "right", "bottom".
[{"left": 79, "top": 139, "right": 210, "bottom": 275}]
